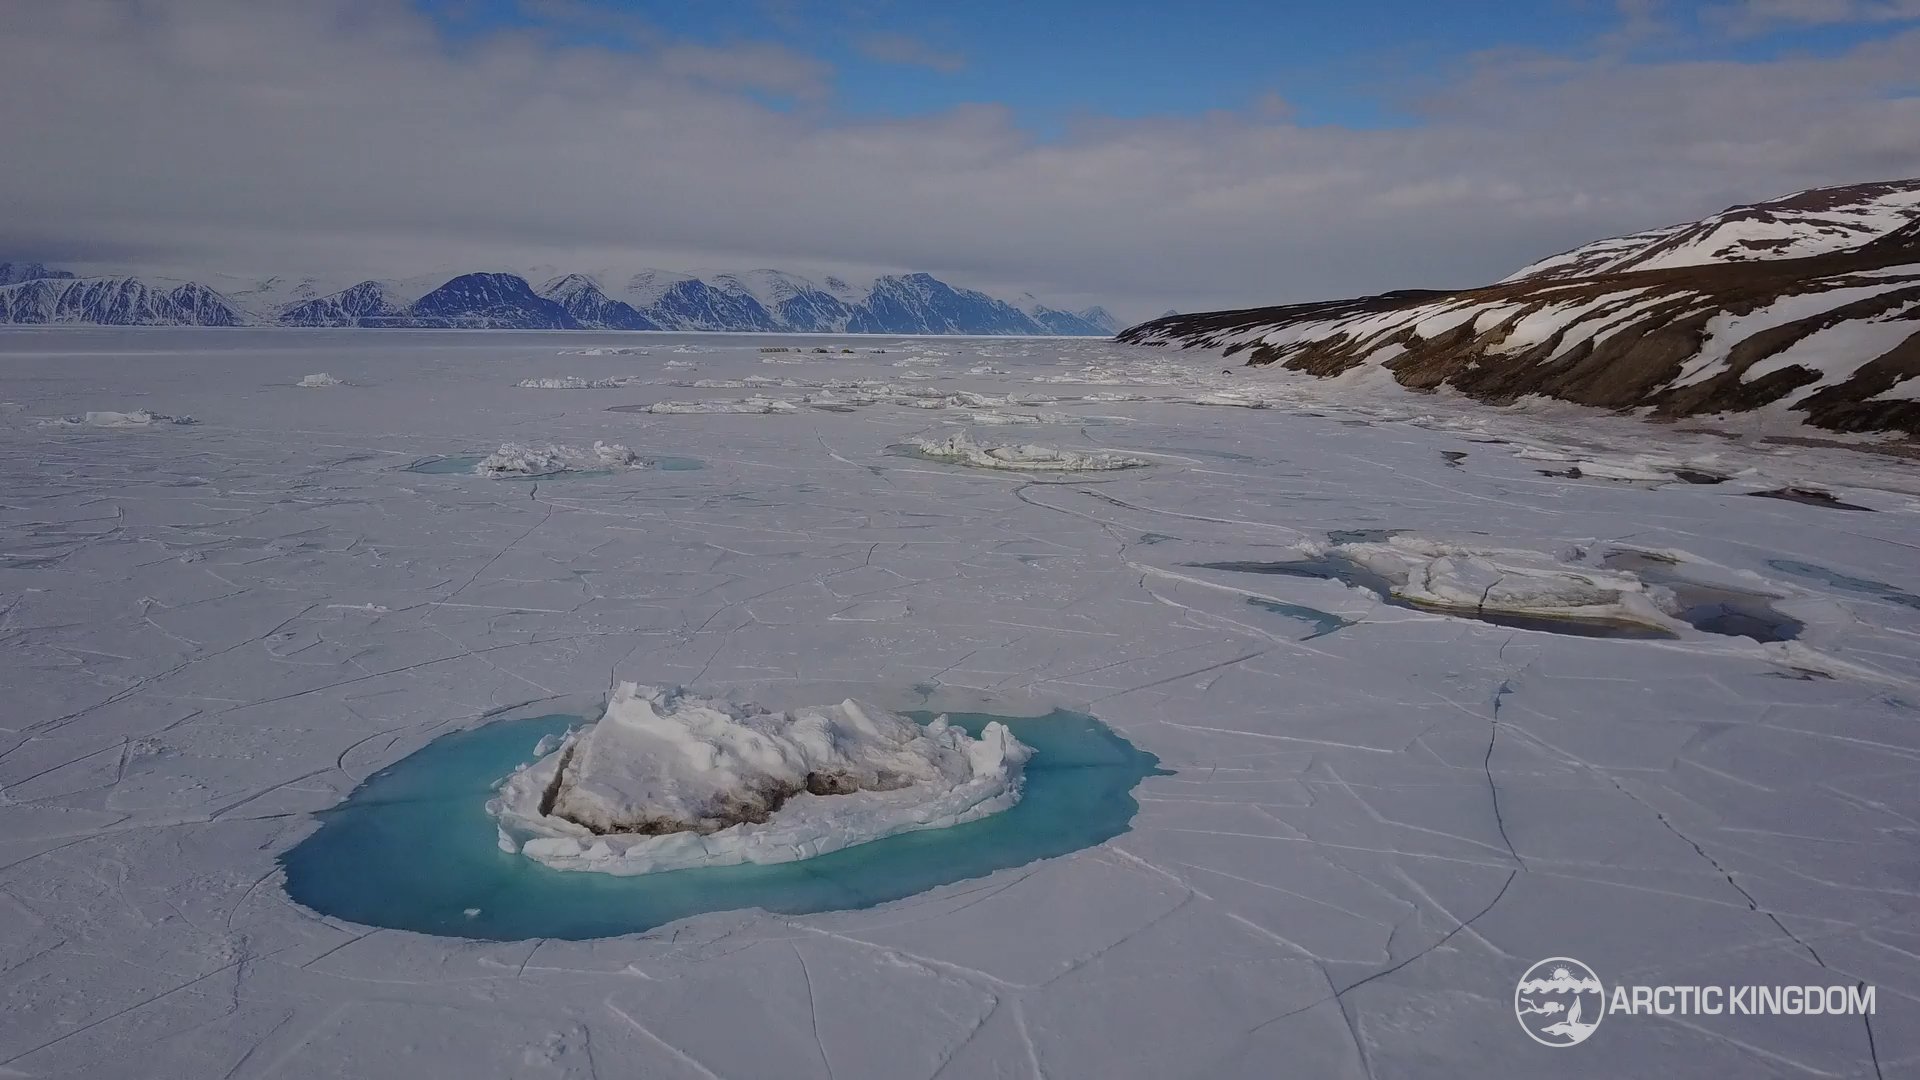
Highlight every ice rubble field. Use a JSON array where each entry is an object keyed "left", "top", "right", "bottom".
[{"left": 1, "top": 327, "right": 1918, "bottom": 1078}]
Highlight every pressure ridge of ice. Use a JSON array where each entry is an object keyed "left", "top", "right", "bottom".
[{"left": 489, "top": 682, "right": 1033, "bottom": 875}]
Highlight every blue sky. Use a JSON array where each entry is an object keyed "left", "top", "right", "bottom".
[
  {"left": 420, "top": 0, "right": 1920, "bottom": 132},
  {"left": 6, "top": 1, "right": 1920, "bottom": 316}
]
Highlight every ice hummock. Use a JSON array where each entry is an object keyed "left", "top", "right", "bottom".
[
  {"left": 489, "top": 683, "right": 1033, "bottom": 875},
  {"left": 516, "top": 376, "right": 641, "bottom": 389},
  {"left": 48, "top": 409, "right": 196, "bottom": 428},
  {"left": 640, "top": 396, "right": 798, "bottom": 414},
  {"left": 1330, "top": 535, "right": 1675, "bottom": 629},
  {"left": 908, "top": 432, "right": 1147, "bottom": 471},
  {"left": 471, "top": 441, "right": 647, "bottom": 477}
]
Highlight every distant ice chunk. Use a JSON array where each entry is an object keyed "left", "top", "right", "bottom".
[
  {"left": 1179, "top": 392, "right": 1272, "bottom": 409},
  {"left": 472, "top": 441, "right": 648, "bottom": 477},
  {"left": 960, "top": 410, "right": 1076, "bottom": 425},
  {"left": 1512, "top": 446, "right": 1729, "bottom": 484},
  {"left": 297, "top": 373, "right": 344, "bottom": 388},
  {"left": 641, "top": 396, "right": 798, "bottom": 414},
  {"left": 686, "top": 376, "right": 794, "bottom": 388},
  {"left": 516, "top": 376, "right": 640, "bottom": 390},
  {"left": 49, "top": 409, "right": 196, "bottom": 428},
  {"left": 909, "top": 432, "right": 1148, "bottom": 471},
  {"left": 490, "top": 683, "right": 1033, "bottom": 875}
]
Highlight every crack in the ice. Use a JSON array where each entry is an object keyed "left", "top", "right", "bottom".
[
  {"left": 792, "top": 943, "right": 838, "bottom": 1080},
  {"left": 1486, "top": 678, "right": 1521, "bottom": 869},
  {"left": 605, "top": 999, "right": 725, "bottom": 1080},
  {"left": 1243, "top": 869, "right": 1517, "bottom": 1042}
]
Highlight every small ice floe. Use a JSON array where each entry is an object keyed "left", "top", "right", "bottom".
[
  {"left": 1513, "top": 446, "right": 1729, "bottom": 485},
  {"left": 48, "top": 409, "right": 196, "bottom": 428},
  {"left": 686, "top": 376, "right": 796, "bottom": 388},
  {"left": 907, "top": 432, "right": 1148, "bottom": 471},
  {"left": 661, "top": 359, "right": 693, "bottom": 369},
  {"left": 558, "top": 347, "right": 648, "bottom": 356},
  {"left": 490, "top": 682, "right": 1033, "bottom": 875},
  {"left": 516, "top": 376, "right": 641, "bottom": 390},
  {"left": 1178, "top": 391, "right": 1271, "bottom": 409},
  {"left": 959, "top": 410, "right": 1077, "bottom": 426},
  {"left": 1196, "top": 535, "right": 1806, "bottom": 641},
  {"left": 1329, "top": 536, "right": 1675, "bottom": 633},
  {"left": 471, "top": 442, "right": 649, "bottom": 477},
  {"left": 637, "top": 396, "right": 798, "bottom": 414},
  {"left": 297, "top": 373, "right": 344, "bottom": 388},
  {"left": 802, "top": 390, "right": 881, "bottom": 412},
  {"left": 945, "top": 390, "right": 1058, "bottom": 409}
]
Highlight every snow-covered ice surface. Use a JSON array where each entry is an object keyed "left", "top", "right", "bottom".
[
  {"left": 2, "top": 327, "right": 1917, "bottom": 1078},
  {"left": 491, "top": 682, "right": 1032, "bottom": 875}
]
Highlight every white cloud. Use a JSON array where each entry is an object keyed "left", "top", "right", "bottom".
[
  {"left": 2, "top": 0, "right": 1917, "bottom": 321},
  {"left": 1710, "top": 0, "right": 1920, "bottom": 32}
]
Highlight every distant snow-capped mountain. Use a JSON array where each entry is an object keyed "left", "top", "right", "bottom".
[
  {"left": 1122, "top": 176, "right": 1920, "bottom": 435},
  {"left": 1019, "top": 294, "right": 1120, "bottom": 336},
  {"left": 0, "top": 263, "right": 1114, "bottom": 336},
  {"left": 539, "top": 274, "right": 659, "bottom": 330},
  {"left": 0, "top": 276, "right": 247, "bottom": 326}
]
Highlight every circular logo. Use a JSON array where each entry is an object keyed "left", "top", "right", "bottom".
[{"left": 1515, "top": 957, "right": 1605, "bottom": 1047}]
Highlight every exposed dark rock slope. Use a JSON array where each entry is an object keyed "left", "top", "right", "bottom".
[{"left": 1121, "top": 178, "right": 1920, "bottom": 435}]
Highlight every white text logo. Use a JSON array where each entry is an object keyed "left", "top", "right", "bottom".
[{"left": 1516, "top": 957, "right": 1876, "bottom": 1048}]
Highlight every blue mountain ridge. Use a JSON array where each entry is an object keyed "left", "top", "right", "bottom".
[{"left": 0, "top": 263, "right": 1116, "bottom": 335}]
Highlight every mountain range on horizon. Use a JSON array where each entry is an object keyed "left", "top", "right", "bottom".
[{"left": 0, "top": 264, "right": 1121, "bottom": 337}]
